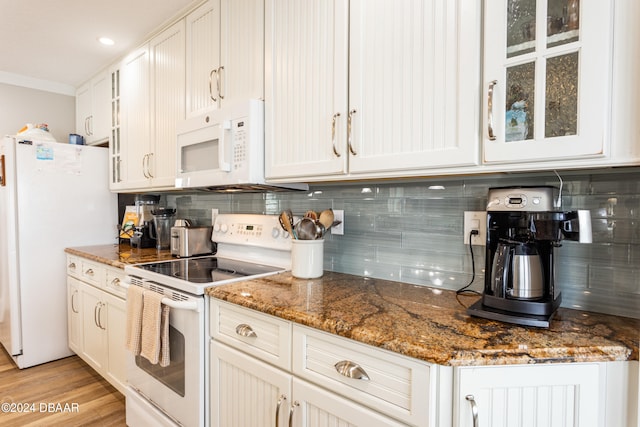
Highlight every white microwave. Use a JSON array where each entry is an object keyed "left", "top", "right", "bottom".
[{"left": 175, "top": 99, "right": 306, "bottom": 191}]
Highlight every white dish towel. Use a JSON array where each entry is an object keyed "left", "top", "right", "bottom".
[{"left": 140, "top": 290, "right": 167, "bottom": 365}]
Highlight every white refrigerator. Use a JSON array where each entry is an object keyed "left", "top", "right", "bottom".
[{"left": 0, "top": 136, "right": 118, "bottom": 368}]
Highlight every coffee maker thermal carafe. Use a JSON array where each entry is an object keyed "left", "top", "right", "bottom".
[{"left": 468, "top": 186, "right": 592, "bottom": 327}]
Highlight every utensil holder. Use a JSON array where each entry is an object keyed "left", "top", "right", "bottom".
[{"left": 291, "top": 239, "right": 324, "bottom": 279}]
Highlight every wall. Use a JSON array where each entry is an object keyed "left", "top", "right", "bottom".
[
  {"left": 0, "top": 82, "right": 75, "bottom": 142},
  {"left": 155, "top": 168, "right": 640, "bottom": 319}
]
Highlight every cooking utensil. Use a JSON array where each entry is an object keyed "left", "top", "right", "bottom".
[
  {"left": 304, "top": 210, "right": 319, "bottom": 220},
  {"left": 296, "top": 217, "right": 318, "bottom": 240},
  {"left": 279, "top": 210, "right": 297, "bottom": 239},
  {"left": 319, "top": 209, "right": 334, "bottom": 229}
]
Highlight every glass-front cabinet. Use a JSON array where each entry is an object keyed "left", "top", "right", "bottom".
[{"left": 483, "top": 0, "right": 613, "bottom": 164}]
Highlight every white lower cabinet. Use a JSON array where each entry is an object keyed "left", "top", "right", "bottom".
[
  {"left": 210, "top": 300, "right": 638, "bottom": 427},
  {"left": 210, "top": 300, "right": 427, "bottom": 426},
  {"left": 454, "top": 362, "right": 638, "bottom": 427},
  {"left": 65, "top": 255, "right": 127, "bottom": 394}
]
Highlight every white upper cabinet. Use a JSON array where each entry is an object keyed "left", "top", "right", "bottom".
[
  {"left": 186, "top": 0, "right": 264, "bottom": 118},
  {"left": 149, "top": 20, "right": 186, "bottom": 189},
  {"left": 75, "top": 70, "right": 110, "bottom": 145},
  {"left": 117, "top": 21, "right": 185, "bottom": 191},
  {"left": 265, "top": 0, "right": 481, "bottom": 182},
  {"left": 185, "top": 0, "right": 221, "bottom": 118},
  {"left": 482, "top": 0, "right": 612, "bottom": 164}
]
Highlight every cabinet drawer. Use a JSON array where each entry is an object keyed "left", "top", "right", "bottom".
[
  {"left": 210, "top": 300, "right": 291, "bottom": 370},
  {"left": 105, "top": 268, "right": 126, "bottom": 298},
  {"left": 293, "top": 325, "right": 431, "bottom": 426},
  {"left": 66, "top": 255, "right": 81, "bottom": 278},
  {"left": 80, "top": 260, "right": 106, "bottom": 288}
]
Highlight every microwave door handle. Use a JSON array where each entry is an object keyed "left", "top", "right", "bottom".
[{"left": 218, "top": 120, "right": 232, "bottom": 172}]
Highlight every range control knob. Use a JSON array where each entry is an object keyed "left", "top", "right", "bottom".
[
  {"left": 271, "top": 227, "right": 281, "bottom": 239},
  {"left": 219, "top": 224, "right": 229, "bottom": 233}
]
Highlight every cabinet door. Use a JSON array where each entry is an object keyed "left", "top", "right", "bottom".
[
  {"left": 66, "top": 277, "right": 82, "bottom": 354},
  {"left": 89, "top": 71, "right": 110, "bottom": 144},
  {"left": 483, "top": 0, "right": 612, "bottom": 163},
  {"left": 211, "top": 341, "right": 292, "bottom": 427},
  {"left": 348, "top": 0, "right": 481, "bottom": 175},
  {"left": 109, "top": 66, "right": 126, "bottom": 190},
  {"left": 186, "top": 0, "right": 221, "bottom": 118},
  {"left": 80, "top": 283, "right": 107, "bottom": 372},
  {"left": 121, "top": 44, "right": 151, "bottom": 190},
  {"left": 150, "top": 21, "right": 185, "bottom": 188},
  {"left": 455, "top": 364, "right": 602, "bottom": 427},
  {"left": 220, "top": 0, "right": 264, "bottom": 103},
  {"left": 265, "top": 0, "right": 349, "bottom": 179},
  {"left": 75, "top": 82, "right": 92, "bottom": 141},
  {"left": 292, "top": 378, "right": 407, "bottom": 427},
  {"left": 104, "top": 292, "right": 127, "bottom": 394}
]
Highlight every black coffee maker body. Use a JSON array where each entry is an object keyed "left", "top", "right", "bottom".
[{"left": 468, "top": 186, "right": 592, "bottom": 327}]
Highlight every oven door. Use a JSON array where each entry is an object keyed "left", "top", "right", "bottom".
[{"left": 126, "top": 282, "right": 206, "bottom": 427}]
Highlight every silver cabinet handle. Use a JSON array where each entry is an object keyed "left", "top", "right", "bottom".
[
  {"left": 71, "top": 290, "right": 79, "bottom": 314},
  {"left": 217, "top": 66, "right": 225, "bottom": 100},
  {"left": 88, "top": 115, "right": 94, "bottom": 136},
  {"left": 85, "top": 268, "right": 94, "bottom": 276},
  {"left": 487, "top": 80, "right": 497, "bottom": 141},
  {"left": 209, "top": 68, "right": 218, "bottom": 102},
  {"left": 147, "top": 153, "right": 154, "bottom": 178},
  {"left": 142, "top": 154, "right": 149, "bottom": 178},
  {"left": 111, "top": 278, "right": 121, "bottom": 287},
  {"left": 68, "top": 262, "right": 76, "bottom": 270},
  {"left": 331, "top": 113, "right": 341, "bottom": 157},
  {"left": 275, "top": 394, "right": 286, "bottom": 427},
  {"left": 288, "top": 401, "right": 299, "bottom": 427},
  {"left": 347, "top": 109, "right": 357, "bottom": 155},
  {"left": 466, "top": 395, "right": 479, "bottom": 427},
  {"left": 334, "top": 360, "right": 370, "bottom": 381},
  {"left": 94, "top": 303, "right": 100, "bottom": 328},
  {"left": 235, "top": 324, "right": 257, "bottom": 338},
  {"left": 84, "top": 116, "right": 90, "bottom": 136}
]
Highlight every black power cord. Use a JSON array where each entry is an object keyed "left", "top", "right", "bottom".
[{"left": 456, "top": 230, "right": 482, "bottom": 296}]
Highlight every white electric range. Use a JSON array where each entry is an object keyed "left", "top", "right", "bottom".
[{"left": 123, "top": 214, "right": 293, "bottom": 427}]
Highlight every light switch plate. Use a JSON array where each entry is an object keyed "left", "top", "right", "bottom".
[
  {"left": 332, "top": 209, "right": 344, "bottom": 235},
  {"left": 463, "top": 211, "right": 487, "bottom": 245}
]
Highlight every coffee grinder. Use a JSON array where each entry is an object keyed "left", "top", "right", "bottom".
[{"left": 468, "top": 186, "right": 592, "bottom": 327}]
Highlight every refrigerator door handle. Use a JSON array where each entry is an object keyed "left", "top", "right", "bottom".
[{"left": 0, "top": 154, "right": 5, "bottom": 186}]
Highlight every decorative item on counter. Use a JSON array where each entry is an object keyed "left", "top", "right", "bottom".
[{"left": 119, "top": 206, "right": 138, "bottom": 240}]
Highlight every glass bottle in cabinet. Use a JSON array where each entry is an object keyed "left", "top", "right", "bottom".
[{"left": 483, "top": 0, "right": 613, "bottom": 164}]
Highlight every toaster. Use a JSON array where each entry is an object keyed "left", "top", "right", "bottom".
[{"left": 170, "top": 226, "right": 214, "bottom": 257}]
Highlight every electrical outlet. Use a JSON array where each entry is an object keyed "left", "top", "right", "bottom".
[
  {"left": 463, "top": 211, "right": 487, "bottom": 245},
  {"left": 332, "top": 209, "right": 344, "bottom": 235}
]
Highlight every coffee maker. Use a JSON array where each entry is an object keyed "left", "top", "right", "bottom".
[{"left": 468, "top": 186, "right": 592, "bottom": 327}]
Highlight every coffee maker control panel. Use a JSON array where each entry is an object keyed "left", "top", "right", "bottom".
[{"left": 487, "top": 187, "right": 558, "bottom": 212}]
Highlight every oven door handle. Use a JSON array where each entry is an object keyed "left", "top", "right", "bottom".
[{"left": 122, "top": 278, "right": 201, "bottom": 312}]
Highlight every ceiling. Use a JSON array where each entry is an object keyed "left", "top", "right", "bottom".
[{"left": 0, "top": 0, "right": 199, "bottom": 93}]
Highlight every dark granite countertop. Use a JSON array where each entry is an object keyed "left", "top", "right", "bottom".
[
  {"left": 207, "top": 271, "right": 639, "bottom": 367},
  {"left": 65, "top": 243, "right": 174, "bottom": 269}
]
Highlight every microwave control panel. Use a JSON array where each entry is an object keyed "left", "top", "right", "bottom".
[{"left": 232, "top": 118, "right": 248, "bottom": 170}]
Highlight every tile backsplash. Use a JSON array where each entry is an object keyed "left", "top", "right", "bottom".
[{"left": 149, "top": 168, "right": 640, "bottom": 319}]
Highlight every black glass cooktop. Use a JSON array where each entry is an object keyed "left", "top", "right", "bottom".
[{"left": 137, "top": 256, "right": 283, "bottom": 284}]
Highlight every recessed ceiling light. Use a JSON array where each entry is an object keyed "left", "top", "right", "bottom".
[{"left": 98, "top": 37, "right": 115, "bottom": 46}]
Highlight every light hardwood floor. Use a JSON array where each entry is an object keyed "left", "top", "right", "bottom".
[{"left": 0, "top": 348, "right": 125, "bottom": 426}]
